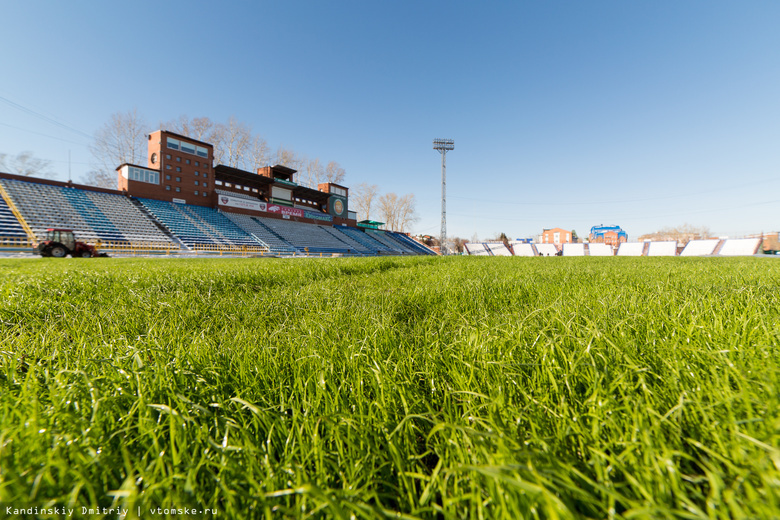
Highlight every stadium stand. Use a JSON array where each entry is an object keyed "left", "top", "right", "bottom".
[
  {"left": 486, "top": 242, "right": 512, "bottom": 256},
  {"left": 138, "top": 198, "right": 260, "bottom": 249},
  {"left": 680, "top": 239, "right": 720, "bottom": 256},
  {"left": 617, "top": 242, "right": 645, "bottom": 256},
  {"left": 376, "top": 231, "right": 426, "bottom": 255},
  {"left": 0, "top": 178, "right": 176, "bottom": 246},
  {"left": 335, "top": 226, "right": 396, "bottom": 254},
  {"left": 718, "top": 238, "right": 761, "bottom": 256},
  {"left": 535, "top": 244, "right": 559, "bottom": 256},
  {"left": 587, "top": 243, "right": 614, "bottom": 256},
  {"left": 647, "top": 241, "right": 677, "bottom": 256},
  {"left": 563, "top": 243, "right": 585, "bottom": 256},
  {"left": 511, "top": 242, "right": 537, "bottom": 256},
  {"left": 252, "top": 216, "right": 363, "bottom": 253},
  {"left": 365, "top": 229, "right": 409, "bottom": 254},
  {"left": 387, "top": 232, "right": 436, "bottom": 255},
  {"left": 464, "top": 243, "right": 490, "bottom": 255},
  {"left": 221, "top": 212, "right": 297, "bottom": 253},
  {"left": 0, "top": 193, "right": 27, "bottom": 239}
]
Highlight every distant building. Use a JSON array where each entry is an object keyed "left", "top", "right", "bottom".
[
  {"left": 589, "top": 225, "right": 628, "bottom": 246},
  {"left": 539, "top": 227, "right": 574, "bottom": 245}
]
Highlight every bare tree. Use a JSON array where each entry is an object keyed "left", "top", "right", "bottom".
[
  {"left": 300, "top": 157, "right": 324, "bottom": 188},
  {"left": 165, "top": 115, "right": 216, "bottom": 143},
  {"left": 638, "top": 224, "right": 712, "bottom": 245},
  {"left": 378, "top": 192, "right": 399, "bottom": 230},
  {"left": 351, "top": 183, "right": 379, "bottom": 221},
  {"left": 212, "top": 116, "right": 252, "bottom": 169},
  {"left": 0, "top": 151, "right": 54, "bottom": 178},
  {"left": 274, "top": 145, "right": 300, "bottom": 168},
  {"left": 86, "top": 108, "right": 149, "bottom": 188},
  {"left": 248, "top": 134, "right": 270, "bottom": 173},
  {"left": 324, "top": 161, "right": 346, "bottom": 184},
  {"left": 395, "top": 193, "right": 419, "bottom": 232}
]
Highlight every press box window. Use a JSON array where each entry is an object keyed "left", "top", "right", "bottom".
[
  {"left": 175, "top": 187, "right": 181, "bottom": 193},
  {"left": 165, "top": 185, "right": 171, "bottom": 191},
  {"left": 165, "top": 174, "right": 171, "bottom": 180},
  {"left": 194, "top": 190, "right": 199, "bottom": 196},
  {"left": 122, "top": 166, "right": 159, "bottom": 185},
  {"left": 176, "top": 177, "right": 181, "bottom": 182}
]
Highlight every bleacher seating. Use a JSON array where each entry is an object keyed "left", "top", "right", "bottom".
[
  {"left": 364, "top": 229, "right": 410, "bottom": 254},
  {"left": 617, "top": 242, "right": 645, "bottom": 256},
  {"left": 375, "top": 231, "right": 425, "bottom": 255},
  {"left": 485, "top": 242, "right": 512, "bottom": 256},
  {"left": 387, "top": 232, "right": 436, "bottom": 255},
  {"left": 563, "top": 243, "right": 585, "bottom": 256},
  {"left": 718, "top": 238, "right": 761, "bottom": 256},
  {"left": 680, "top": 239, "right": 720, "bottom": 256},
  {"left": 221, "top": 212, "right": 297, "bottom": 253},
  {"left": 465, "top": 243, "right": 490, "bottom": 256},
  {"left": 0, "top": 194, "right": 27, "bottom": 239},
  {"left": 252, "top": 216, "right": 358, "bottom": 253},
  {"left": 334, "top": 226, "right": 393, "bottom": 253},
  {"left": 587, "top": 243, "right": 614, "bottom": 256},
  {"left": 511, "top": 242, "right": 537, "bottom": 256},
  {"left": 647, "top": 241, "right": 677, "bottom": 256},
  {"left": 139, "top": 198, "right": 260, "bottom": 249},
  {"left": 0, "top": 178, "right": 176, "bottom": 246},
  {"left": 535, "top": 244, "right": 559, "bottom": 256}
]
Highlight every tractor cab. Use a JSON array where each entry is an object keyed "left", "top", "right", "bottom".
[
  {"left": 35, "top": 228, "right": 106, "bottom": 258},
  {"left": 46, "top": 229, "right": 76, "bottom": 251}
]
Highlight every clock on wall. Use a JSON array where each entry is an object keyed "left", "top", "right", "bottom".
[{"left": 150, "top": 153, "right": 158, "bottom": 165}]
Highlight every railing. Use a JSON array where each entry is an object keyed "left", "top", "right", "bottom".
[{"left": 0, "top": 236, "right": 35, "bottom": 250}]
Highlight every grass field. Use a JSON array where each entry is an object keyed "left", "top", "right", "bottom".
[{"left": 0, "top": 256, "right": 778, "bottom": 519}]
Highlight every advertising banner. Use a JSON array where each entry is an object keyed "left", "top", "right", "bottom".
[
  {"left": 267, "top": 204, "right": 304, "bottom": 218},
  {"left": 218, "top": 194, "right": 267, "bottom": 212},
  {"left": 304, "top": 210, "right": 333, "bottom": 222}
]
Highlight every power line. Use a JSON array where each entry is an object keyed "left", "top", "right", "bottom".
[
  {"left": 0, "top": 94, "right": 93, "bottom": 140},
  {"left": 0, "top": 122, "right": 90, "bottom": 147}
]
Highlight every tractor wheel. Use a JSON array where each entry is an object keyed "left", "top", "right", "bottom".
[
  {"left": 49, "top": 246, "right": 67, "bottom": 258},
  {"left": 80, "top": 251, "right": 93, "bottom": 258}
]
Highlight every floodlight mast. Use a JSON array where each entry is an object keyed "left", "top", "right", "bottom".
[{"left": 433, "top": 138, "right": 454, "bottom": 255}]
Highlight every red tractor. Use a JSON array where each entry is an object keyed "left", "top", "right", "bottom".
[{"left": 35, "top": 229, "right": 107, "bottom": 258}]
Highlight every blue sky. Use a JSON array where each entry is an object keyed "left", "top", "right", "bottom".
[{"left": 1, "top": 1, "right": 778, "bottom": 240}]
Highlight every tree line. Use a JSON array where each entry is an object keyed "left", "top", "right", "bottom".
[
  {"left": 83, "top": 110, "right": 346, "bottom": 190},
  {"left": 349, "top": 183, "right": 418, "bottom": 232}
]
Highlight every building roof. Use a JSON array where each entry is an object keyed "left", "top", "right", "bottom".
[
  {"left": 154, "top": 129, "right": 214, "bottom": 149},
  {"left": 115, "top": 163, "right": 160, "bottom": 172},
  {"left": 293, "top": 185, "right": 330, "bottom": 204},
  {"left": 215, "top": 164, "right": 274, "bottom": 187}
]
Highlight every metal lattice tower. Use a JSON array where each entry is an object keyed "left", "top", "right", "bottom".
[{"left": 433, "top": 138, "right": 454, "bottom": 255}]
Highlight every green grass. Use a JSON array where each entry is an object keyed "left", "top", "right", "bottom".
[{"left": 0, "top": 256, "right": 778, "bottom": 519}]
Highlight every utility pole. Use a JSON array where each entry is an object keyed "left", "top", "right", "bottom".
[{"left": 433, "top": 138, "right": 454, "bottom": 255}]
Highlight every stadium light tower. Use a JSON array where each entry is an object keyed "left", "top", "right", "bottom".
[{"left": 433, "top": 138, "right": 454, "bottom": 255}]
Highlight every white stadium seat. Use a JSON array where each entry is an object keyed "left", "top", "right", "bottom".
[
  {"left": 680, "top": 239, "right": 720, "bottom": 256},
  {"left": 617, "top": 243, "right": 645, "bottom": 256},
  {"left": 587, "top": 243, "right": 613, "bottom": 256},
  {"left": 718, "top": 238, "right": 761, "bottom": 256},
  {"left": 647, "top": 241, "right": 677, "bottom": 256}
]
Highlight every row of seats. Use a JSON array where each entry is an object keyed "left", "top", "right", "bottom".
[
  {"left": 0, "top": 179, "right": 176, "bottom": 245},
  {"left": 0, "top": 194, "right": 27, "bottom": 238},
  {"left": 138, "top": 199, "right": 261, "bottom": 249}
]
